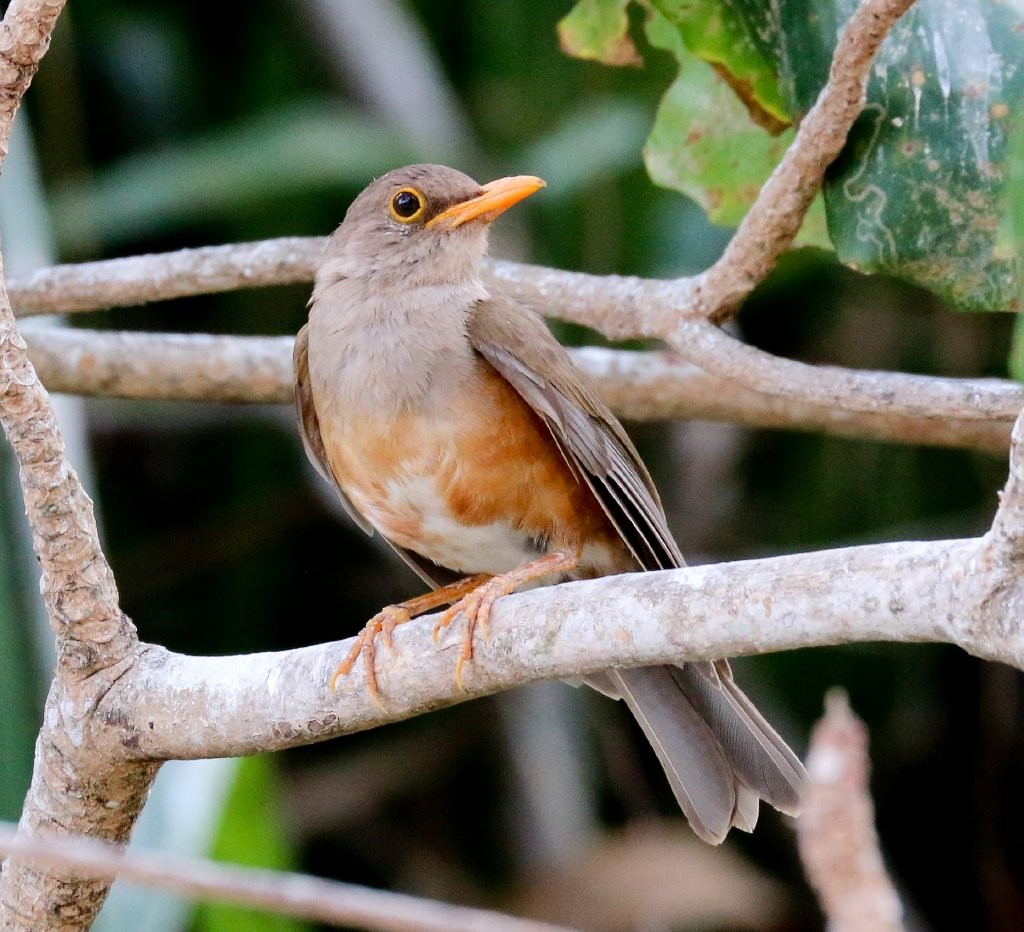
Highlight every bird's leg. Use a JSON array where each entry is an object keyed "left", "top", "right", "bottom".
[
  {"left": 433, "top": 549, "right": 579, "bottom": 689},
  {"left": 331, "top": 573, "right": 492, "bottom": 701}
]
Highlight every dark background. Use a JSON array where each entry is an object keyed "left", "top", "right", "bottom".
[{"left": 2, "top": 1, "right": 1022, "bottom": 929}]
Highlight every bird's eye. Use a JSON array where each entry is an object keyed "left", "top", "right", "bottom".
[{"left": 389, "top": 188, "right": 425, "bottom": 223}]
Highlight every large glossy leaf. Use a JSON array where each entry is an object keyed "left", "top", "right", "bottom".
[
  {"left": 642, "top": 12, "right": 800, "bottom": 228},
  {"left": 560, "top": 0, "right": 1024, "bottom": 310}
]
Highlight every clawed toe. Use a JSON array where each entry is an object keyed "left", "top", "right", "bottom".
[
  {"left": 436, "top": 577, "right": 511, "bottom": 690},
  {"left": 329, "top": 605, "right": 411, "bottom": 705}
]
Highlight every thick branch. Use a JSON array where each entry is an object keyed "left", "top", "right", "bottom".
[
  {"left": 90, "top": 534, "right": 1017, "bottom": 763},
  {"left": 0, "top": 824, "right": 569, "bottom": 932},
  {"left": 0, "top": 2, "right": 157, "bottom": 926},
  {"left": 0, "top": 0, "right": 64, "bottom": 161},
  {"left": 21, "top": 322, "right": 1022, "bottom": 453},
  {"left": 0, "top": 3, "right": 126, "bottom": 674}
]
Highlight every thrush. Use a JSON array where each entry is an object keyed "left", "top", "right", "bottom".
[{"left": 294, "top": 163, "right": 805, "bottom": 844}]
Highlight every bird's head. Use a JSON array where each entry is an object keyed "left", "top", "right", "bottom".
[{"left": 319, "top": 164, "right": 545, "bottom": 288}]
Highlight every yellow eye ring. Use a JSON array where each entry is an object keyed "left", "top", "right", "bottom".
[{"left": 389, "top": 187, "right": 426, "bottom": 223}]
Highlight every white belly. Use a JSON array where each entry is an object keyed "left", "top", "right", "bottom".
[{"left": 356, "top": 474, "right": 538, "bottom": 576}]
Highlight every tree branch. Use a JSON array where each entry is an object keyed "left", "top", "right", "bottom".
[
  {"left": 80, "top": 530, "right": 1014, "bottom": 764},
  {"left": 89, "top": 407, "right": 1024, "bottom": 764},
  {"left": 20, "top": 327, "right": 1017, "bottom": 453},
  {"left": 8, "top": 237, "right": 323, "bottom": 315},
  {"left": 797, "top": 692, "right": 905, "bottom": 932},
  {"left": 0, "top": 2, "right": 161, "bottom": 926},
  {"left": 668, "top": 316, "right": 1022, "bottom": 421},
  {"left": 0, "top": 0, "right": 64, "bottom": 161},
  {"left": 684, "top": 0, "right": 917, "bottom": 325},
  {"left": 0, "top": 823, "right": 570, "bottom": 932}
]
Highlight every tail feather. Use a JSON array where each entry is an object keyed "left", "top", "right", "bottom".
[
  {"left": 672, "top": 661, "right": 805, "bottom": 816},
  {"left": 597, "top": 663, "right": 806, "bottom": 843},
  {"left": 605, "top": 667, "right": 738, "bottom": 844}
]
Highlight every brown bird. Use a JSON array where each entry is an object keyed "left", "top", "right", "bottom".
[{"left": 294, "top": 163, "right": 805, "bottom": 844}]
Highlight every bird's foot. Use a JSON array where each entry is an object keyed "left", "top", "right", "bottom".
[
  {"left": 330, "top": 574, "right": 492, "bottom": 705},
  {"left": 330, "top": 605, "right": 412, "bottom": 707},
  {"left": 433, "top": 549, "right": 579, "bottom": 689},
  {"left": 433, "top": 576, "right": 515, "bottom": 690}
]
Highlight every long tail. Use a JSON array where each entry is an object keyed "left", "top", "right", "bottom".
[{"left": 591, "top": 662, "right": 805, "bottom": 844}]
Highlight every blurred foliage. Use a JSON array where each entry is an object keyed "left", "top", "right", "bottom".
[
  {"left": 0, "top": 454, "right": 41, "bottom": 823},
  {"left": 192, "top": 756, "right": 307, "bottom": 932},
  {"left": 1, "top": 0, "right": 1021, "bottom": 930},
  {"left": 562, "top": 0, "right": 1024, "bottom": 310}
]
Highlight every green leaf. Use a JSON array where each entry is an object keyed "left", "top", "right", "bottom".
[
  {"left": 557, "top": 0, "right": 642, "bottom": 66},
  {"left": 562, "top": 0, "right": 1024, "bottom": 309},
  {"left": 1003, "top": 108, "right": 1024, "bottom": 379},
  {"left": 192, "top": 756, "right": 308, "bottom": 932},
  {"left": 649, "top": 0, "right": 790, "bottom": 132},
  {"left": 643, "top": 9, "right": 830, "bottom": 247},
  {"left": 845, "top": 0, "right": 1023, "bottom": 309}
]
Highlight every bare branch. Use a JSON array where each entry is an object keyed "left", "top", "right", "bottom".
[
  {"left": 0, "top": 0, "right": 126, "bottom": 675},
  {"left": 7, "top": 243, "right": 680, "bottom": 342},
  {"left": 668, "top": 317, "right": 1023, "bottom": 422},
  {"left": 0, "top": 3, "right": 159, "bottom": 926},
  {"left": 987, "top": 412, "right": 1024, "bottom": 557},
  {"left": 797, "top": 692, "right": 904, "bottom": 932},
  {"left": 573, "top": 346, "right": 1014, "bottom": 453},
  {"left": 9, "top": 238, "right": 323, "bottom": 316},
  {"left": 97, "top": 533, "right": 1014, "bottom": 763},
  {"left": 23, "top": 327, "right": 1019, "bottom": 453},
  {"left": 27, "top": 329, "right": 295, "bottom": 404},
  {"left": 0, "top": 823, "right": 570, "bottom": 932},
  {"left": 0, "top": 0, "right": 64, "bottom": 160}
]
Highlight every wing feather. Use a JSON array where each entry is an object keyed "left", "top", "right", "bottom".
[
  {"left": 468, "top": 298, "right": 683, "bottom": 572},
  {"left": 468, "top": 298, "right": 805, "bottom": 827}
]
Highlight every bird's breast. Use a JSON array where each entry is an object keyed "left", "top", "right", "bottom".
[{"left": 315, "top": 360, "right": 624, "bottom": 578}]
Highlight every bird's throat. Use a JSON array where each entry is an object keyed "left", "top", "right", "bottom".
[{"left": 307, "top": 275, "right": 486, "bottom": 418}]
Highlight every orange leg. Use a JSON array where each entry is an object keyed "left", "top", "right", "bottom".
[
  {"left": 330, "top": 574, "right": 491, "bottom": 701},
  {"left": 433, "top": 549, "right": 578, "bottom": 690}
]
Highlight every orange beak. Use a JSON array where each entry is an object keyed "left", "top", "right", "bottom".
[{"left": 427, "top": 175, "right": 546, "bottom": 229}]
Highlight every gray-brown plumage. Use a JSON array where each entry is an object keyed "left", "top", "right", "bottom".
[{"left": 295, "top": 163, "right": 806, "bottom": 843}]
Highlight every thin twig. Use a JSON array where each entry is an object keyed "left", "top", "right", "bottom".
[
  {"left": 682, "top": 0, "right": 918, "bottom": 326},
  {"left": 669, "top": 316, "right": 1022, "bottom": 421},
  {"left": 9, "top": 237, "right": 323, "bottom": 315},
  {"left": 0, "top": 823, "right": 570, "bottom": 932},
  {"left": 797, "top": 691, "right": 904, "bottom": 932}
]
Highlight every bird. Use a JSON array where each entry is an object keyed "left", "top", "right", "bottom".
[{"left": 294, "top": 163, "right": 805, "bottom": 844}]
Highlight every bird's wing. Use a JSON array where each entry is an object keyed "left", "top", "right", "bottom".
[
  {"left": 469, "top": 299, "right": 806, "bottom": 838},
  {"left": 293, "top": 324, "right": 458, "bottom": 588},
  {"left": 468, "top": 296, "right": 683, "bottom": 571}
]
